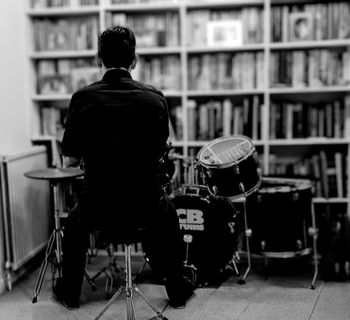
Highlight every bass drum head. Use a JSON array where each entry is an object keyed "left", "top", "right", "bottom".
[
  {"left": 171, "top": 186, "right": 240, "bottom": 287},
  {"left": 197, "top": 135, "right": 255, "bottom": 168}
]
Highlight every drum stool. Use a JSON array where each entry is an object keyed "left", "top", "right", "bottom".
[{"left": 94, "top": 227, "right": 168, "bottom": 320}]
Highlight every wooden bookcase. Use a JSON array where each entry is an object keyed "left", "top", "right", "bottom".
[{"left": 26, "top": 0, "right": 350, "bottom": 211}]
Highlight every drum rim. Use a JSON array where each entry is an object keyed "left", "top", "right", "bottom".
[
  {"left": 258, "top": 177, "right": 314, "bottom": 193},
  {"left": 197, "top": 135, "right": 255, "bottom": 169}
]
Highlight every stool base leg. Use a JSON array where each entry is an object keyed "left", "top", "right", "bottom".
[
  {"left": 94, "top": 286, "right": 124, "bottom": 320},
  {"left": 94, "top": 244, "right": 168, "bottom": 320}
]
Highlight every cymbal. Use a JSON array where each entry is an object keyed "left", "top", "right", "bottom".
[{"left": 24, "top": 167, "right": 84, "bottom": 181}]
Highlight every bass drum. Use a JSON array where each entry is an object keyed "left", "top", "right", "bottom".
[{"left": 171, "top": 185, "right": 240, "bottom": 287}]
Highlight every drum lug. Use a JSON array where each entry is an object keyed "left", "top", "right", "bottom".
[
  {"left": 296, "top": 240, "right": 302, "bottom": 250},
  {"left": 234, "top": 165, "right": 240, "bottom": 175},
  {"left": 257, "top": 194, "right": 262, "bottom": 202},
  {"left": 212, "top": 185, "right": 219, "bottom": 195},
  {"left": 245, "top": 228, "right": 252, "bottom": 238},
  {"left": 261, "top": 240, "right": 266, "bottom": 251},
  {"left": 293, "top": 192, "right": 299, "bottom": 201},
  {"left": 308, "top": 227, "right": 318, "bottom": 238},
  {"left": 206, "top": 169, "right": 213, "bottom": 178}
]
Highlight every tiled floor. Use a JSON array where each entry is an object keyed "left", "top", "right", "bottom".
[{"left": 0, "top": 256, "right": 350, "bottom": 320}]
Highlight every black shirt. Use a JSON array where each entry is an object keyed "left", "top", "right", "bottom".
[{"left": 62, "top": 68, "right": 170, "bottom": 226}]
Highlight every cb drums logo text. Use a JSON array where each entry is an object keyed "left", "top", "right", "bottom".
[{"left": 176, "top": 208, "right": 204, "bottom": 231}]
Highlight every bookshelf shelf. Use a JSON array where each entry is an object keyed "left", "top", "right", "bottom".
[
  {"left": 268, "top": 138, "right": 350, "bottom": 146},
  {"left": 186, "top": 89, "right": 265, "bottom": 97},
  {"left": 313, "top": 198, "right": 349, "bottom": 204},
  {"left": 32, "top": 94, "right": 72, "bottom": 102},
  {"left": 269, "top": 86, "right": 350, "bottom": 95},
  {"left": 186, "top": 139, "right": 265, "bottom": 147},
  {"left": 29, "top": 50, "right": 97, "bottom": 59},
  {"left": 187, "top": 44, "right": 265, "bottom": 53},
  {"left": 270, "top": 40, "right": 350, "bottom": 50},
  {"left": 136, "top": 47, "right": 182, "bottom": 55},
  {"left": 185, "top": 0, "right": 264, "bottom": 9},
  {"left": 105, "top": 3, "right": 180, "bottom": 12},
  {"left": 27, "top": 6, "right": 100, "bottom": 16}
]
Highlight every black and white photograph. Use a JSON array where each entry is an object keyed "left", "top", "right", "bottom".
[{"left": 0, "top": 1, "right": 350, "bottom": 320}]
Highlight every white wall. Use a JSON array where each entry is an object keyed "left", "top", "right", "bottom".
[
  {"left": 0, "top": 0, "right": 32, "bottom": 155},
  {"left": 0, "top": 1, "right": 32, "bottom": 293}
]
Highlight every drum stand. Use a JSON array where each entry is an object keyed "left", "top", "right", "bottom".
[
  {"left": 32, "top": 181, "right": 96, "bottom": 303},
  {"left": 255, "top": 195, "right": 319, "bottom": 290},
  {"left": 226, "top": 183, "right": 252, "bottom": 284}
]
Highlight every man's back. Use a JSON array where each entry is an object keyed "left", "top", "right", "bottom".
[{"left": 62, "top": 68, "right": 169, "bottom": 227}]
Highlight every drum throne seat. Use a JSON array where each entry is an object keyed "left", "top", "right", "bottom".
[{"left": 94, "top": 227, "right": 168, "bottom": 320}]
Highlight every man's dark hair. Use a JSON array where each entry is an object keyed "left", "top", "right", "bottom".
[{"left": 97, "top": 26, "right": 136, "bottom": 69}]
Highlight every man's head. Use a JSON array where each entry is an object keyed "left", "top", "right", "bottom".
[{"left": 97, "top": 26, "right": 136, "bottom": 71}]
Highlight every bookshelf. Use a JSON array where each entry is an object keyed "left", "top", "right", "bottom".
[{"left": 27, "top": 0, "right": 350, "bottom": 209}]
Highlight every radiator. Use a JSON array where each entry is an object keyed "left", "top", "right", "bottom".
[{"left": 0, "top": 146, "right": 50, "bottom": 289}]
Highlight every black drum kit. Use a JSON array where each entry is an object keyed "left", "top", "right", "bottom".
[{"left": 163, "top": 135, "right": 319, "bottom": 289}]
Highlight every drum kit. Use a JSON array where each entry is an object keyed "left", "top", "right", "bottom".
[{"left": 164, "top": 135, "right": 319, "bottom": 289}]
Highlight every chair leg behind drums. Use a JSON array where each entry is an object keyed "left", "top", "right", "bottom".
[{"left": 94, "top": 242, "right": 168, "bottom": 320}]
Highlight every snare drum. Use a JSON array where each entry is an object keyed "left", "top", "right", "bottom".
[
  {"left": 197, "top": 135, "right": 261, "bottom": 199},
  {"left": 246, "top": 177, "right": 314, "bottom": 257},
  {"left": 171, "top": 185, "right": 240, "bottom": 286}
]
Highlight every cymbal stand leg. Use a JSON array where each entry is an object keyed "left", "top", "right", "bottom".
[
  {"left": 242, "top": 197, "right": 252, "bottom": 282},
  {"left": 310, "top": 199, "right": 319, "bottom": 289},
  {"left": 237, "top": 182, "right": 252, "bottom": 283},
  {"left": 52, "top": 183, "right": 63, "bottom": 279},
  {"left": 32, "top": 229, "right": 56, "bottom": 303},
  {"left": 226, "top": 252, "right": 243, "bottom": 280}
]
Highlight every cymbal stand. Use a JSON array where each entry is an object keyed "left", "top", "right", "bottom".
[
  {"left": 32, "top": 181, "right": 63, "bottom": 303},
  {"left": 309, "top": 198, "right": 319, "bottom": 289},
  {"left": 32, "top": 181, "right": 95, "bottom": 303},
  {"left": 226, "top": 182, "right": 252, "bottom": 284},
  {"left": 240, "top": 190, "right": 252, "bottom": 282}
]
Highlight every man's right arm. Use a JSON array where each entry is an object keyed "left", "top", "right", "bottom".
[{"left": 61, "top": 92, "right": 83, "bottom": 161}]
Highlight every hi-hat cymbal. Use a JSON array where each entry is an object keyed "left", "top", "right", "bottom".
[{"left": 24, "top": 167, "right": 84, "bottom": 181}]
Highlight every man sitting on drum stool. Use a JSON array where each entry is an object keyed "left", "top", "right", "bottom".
[{"left": 53, "top": 26, "right": 194, "bottom": 310}]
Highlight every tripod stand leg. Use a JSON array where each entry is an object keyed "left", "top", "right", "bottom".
[
  {"left": 94, "top": 286, "right": 124, "bottom": 320},
  {"left": 134, "top": 285, "right": 166, "bottom": 319},
  {"left": 84, "top": 270, "right": 97, "bottom": 291},
  {"left": 32, "top": 230, "right": 56, "bottom": 303},
  {"left": 310, "top": 199, "right": 319, "bottom": 289},
  {"left": 241, "top": 197, "right": 252, "bottom": 283},
  {"left": 126, "top": 288, "right": 136, "bottom": 320}
]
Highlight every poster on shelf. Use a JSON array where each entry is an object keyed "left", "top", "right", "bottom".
[
  {"left": 70, "top": 67, "right": 101, "bottom": 92},
  {"left": 289, "top": 11, "right": 313, "bottom": 41},
  {"left": 206, "top": 20, "right": 243, "bottom": 47}
]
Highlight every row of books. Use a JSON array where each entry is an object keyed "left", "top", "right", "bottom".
[
  {"left": 270, "top": 48, "right": 350, "bottom": 88},
  {"left": 270, "top": 96, "right": 350, "bottom": 140},
  {"left": 106, "top": 12, "right": 179, "bottom": 47},
  {"left": 188, "top": 52, "right": 264, "bottom": 91},
  {"left": 31, "top": 0, "right": 98, "bottom": 8},
  {"left": 269, "top": 151, "right": 347, "bottom": 199},
  {"left": 133, "top": 55, "right": 181, "bottom": 91},
  {"left": 33, "top": 17, "right": 99, "bottom": 51},
  {"left": 37, "top": 59, "right": 100, "bottom": 94},
  {"left": 186, "top": 95, "right": 262, "bottom": 141},
  {"left": 271, "top": 2, "right": 350, "bottom": 42},
  {"left": 187, "top": 7, "right": 264, "bottom": 46},
  {"left": 41, "top": 107, "right": 66, "bottom": 139}
]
